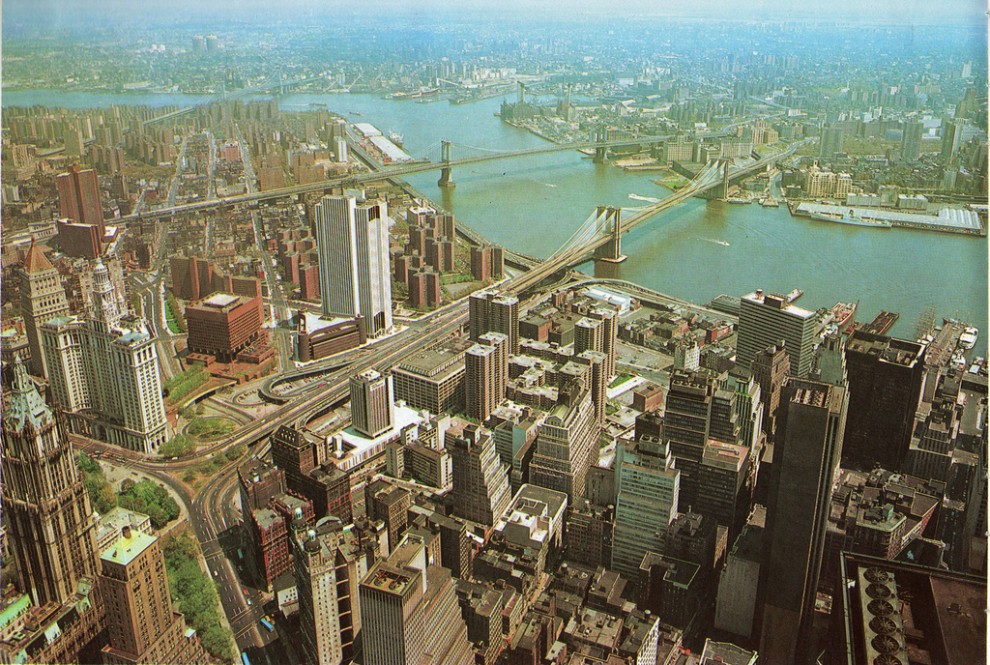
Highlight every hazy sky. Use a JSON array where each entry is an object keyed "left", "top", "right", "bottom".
[{"left": 4, "top": 0, "right": 988, "bottom": 26}]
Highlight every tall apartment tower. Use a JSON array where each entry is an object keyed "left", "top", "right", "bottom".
[
  {"left": 759, "top": 378, "right": 848, "bottom": 664},
  {"left": 574, "top": 316, "right": 605, "bottom": 382},
  {"left": 842, "top": 331, "right": 926, "bottom": 470},
  {"left": 528, "top": 376, "right": 599, "bottom": 500},
  {"left": 584, "top": 307, "right": 618, "bottom": 380},
  {"left": 315, "top": 194, "right": 393, "bottom": 336},
  {"left": 941, "top": 119, "right": 964, "bottom": 160},
  {"left": 100, "top": 528, "right": 209, "bottom": 664},
  {"left": 448, "top": 424, "right": 512, "bottom": 526},
  {"left": 293, "top": 519, "right": 367, "bottom": 665},
  {"left": 819, "top": 126, "right": 844, "bottom": 162},
  {"left": 736, "top": 290, "right": 817, "bottom": 379},
  {"left": 2, "top": 357, "right": 100, "bottom": 607},
  {"left": 611, "top": 436, "right": 680, "bottom": 577},
  {"left": 901, "top": 120, "right": 924, "bottom": 162},
  {"left": 41, "top": 259, "right": 169, "bottom": 454},
  {"left": 350, "top": 370, "right": 394, "bottom": 438},
  {"left": 465, "top": 332, "right": 508, "bottom": 423},
  {"left": 750, "top": 342, "right": 791, "bottom": 439},
  {"left": 359, "top": 534, "right": 474, "bottom": 665},
  {"left": 20, "top": 240, "right": 70, "bottom": 377},
  {"left": 469, "top": 290, "right": 519, "bottom": 354},
  {"left": 56, "top": 164, "right": 104, "bottom": 229}
]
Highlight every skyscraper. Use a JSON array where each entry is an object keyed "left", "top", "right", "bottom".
[
  {"left": 901, "top": 120, "right": 924, "bottom": 162},
  {"left": 293, "top": 519, "right": 367, "bottom": 665},
  {"left": 359, "top": 533, "right": 474, "bottom": 665},
  {"left": 528, "top": 376, "right": 599, "bottom": 500},
  {"left": 941, "top": 119, "right": 965, "bottom": 161},
  {"left": 448, "top": 424, "right": 512, "bottom": 526},
  {"left": 751, "top": 342, "right": 790, "bottom": 438},
  {"left": 469, "top": 290, "right": 519, "bottom": 354},
  {"left": 465, "top": 332, "right": 507, "bottom": 423},
  {"left": 610, "top": 436, "right": 680, "bottom": 577},
  {"left": 349, "top": 370, "right": 394, "bottom": 439},
  {"left": 842, "top": 331, "right": 926, "bottom": 470},
  {"left": 20, "top": 239, "right": 70, "bottom": 377},
  {"left": 41, "top": 259, "right": 169, "bottom": 453},
  {"left": 100, "top": 527, "right": 209, "bottom": 664},
  {"left": 56, "top": 164, "right": 104, "bottom": 229},
  {"left": 56, "top": 164, "right": 105, "bottom": 258},
  {"left": 662, "top": 369, "right": 714, "bottom": 510},
  {"left": 585, "top": 307, "right": 618, "bottom": 381},
  {"left": 736, "top": 289, "right": 817, "bottom": 379},
  {"left": 759, "top": 378, "right": 848, "bottom": 664},
  {"left": 819, "top": 125, "right": 844, "bottom": 162},
  {"left": 574, "top": 316, "right": 603, "bottom": 364},
  {"left": 2, "top": 357, "right": 100, "bottom": 607},
  {"left": 315, "top": 194, "right": 393, "bottom": 336}
]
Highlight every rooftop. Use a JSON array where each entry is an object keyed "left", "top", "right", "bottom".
[
  {"left": 101, "top": 528, "right": 157, "bottom": 567},
  {"left": 742, "top": 289, "right": 815, "bottom": 319},
  {"left": 396, "top": 337, "right": 473, "bottom": 378},
  {"left": 202, "top": 293, "right": 239, "bottom": 308}
]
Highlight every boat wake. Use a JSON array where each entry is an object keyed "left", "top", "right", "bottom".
[
  {"left": 697, "top": 237, "right": 730, "bottom": 247},
  {"left": 629, "top": 193, "right": 661, "bottom": 203}
]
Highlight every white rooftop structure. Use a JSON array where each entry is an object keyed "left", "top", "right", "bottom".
[{"left": 331, "top": 404, "right": 425, "bottom": 471}]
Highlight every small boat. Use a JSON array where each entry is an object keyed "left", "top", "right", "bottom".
[
  {"left": 959, "top": 326, "right": 979, "bottom": 350},
  {"left": 698, "top": 237, "right": 730, "bottom": 247}
]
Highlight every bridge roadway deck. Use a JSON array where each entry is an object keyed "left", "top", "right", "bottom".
[
  {"left": 343, "top": 134, "right": 540, "bottom": 269},
  {"left": 116, "top": 134, "right": 678, "bottom": 223},
  {"left": 505, "top": 142, "right": 807, "bottom": 294}
]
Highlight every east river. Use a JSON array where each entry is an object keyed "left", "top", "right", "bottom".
[{"left": 4, "top": 89, "right": 986, "bottom": 343}]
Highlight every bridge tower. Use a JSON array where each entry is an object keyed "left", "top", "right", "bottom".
[
  {"left": 722, "top": 159, "right": 730, "bottom": 199},
  {"left": 438, "top": 140, "right": 455, "bottom": 189},
  {"left": 594, "top": 206, "right": 626, "bottom": 264},
  {"left": 593, "top": 126, "right": 608, "bottom": 164}
]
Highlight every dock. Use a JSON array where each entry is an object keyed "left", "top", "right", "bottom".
[
  {"left": 925, "top": 320, "right": 968, "bottom": 368},
  {"left": 790, "top": 201, "right": 986, "bottom": 236}
]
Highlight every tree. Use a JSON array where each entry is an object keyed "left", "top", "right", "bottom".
[
  {"left": 117, "top": 480, "right": 180, "bottom": 529},
  {"left": 79, "top": 453, "right": 117, "bottom": 514}
]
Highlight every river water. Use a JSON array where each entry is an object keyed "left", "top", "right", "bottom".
[{"left": 4, "top": 89, "right": 986, "bottom": 342}]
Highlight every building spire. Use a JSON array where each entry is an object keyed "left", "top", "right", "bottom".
[
  {"left": 91, "top": 258, "right": 120, "bottom": 327},
  {"left": 22, "top": 236, "right": 54, "bottom": 274},
  {"left": 5, "top": 354, "right": 54, "bottom": 434}
]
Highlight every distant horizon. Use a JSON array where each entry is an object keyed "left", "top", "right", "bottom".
[{"left": 3, "top": 0, "right": 988, "bottom": 29}]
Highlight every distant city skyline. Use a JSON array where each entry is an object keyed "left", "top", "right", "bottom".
[{"left": 4, "top": 0, "right": 988, "bottom": 26}]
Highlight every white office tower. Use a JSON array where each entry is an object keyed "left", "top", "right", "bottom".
[
  {"left": 41, "top": 259, "right": 168, "bottom": 454},
  {"left": 315, "top": 194, "right": 393, "bottom": 337},
  {"left": 610, "top": 436, "right": 680, "bottom": 578},
  {"left": 350, "top": 370, "right": 394, "bottom": 439}
]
